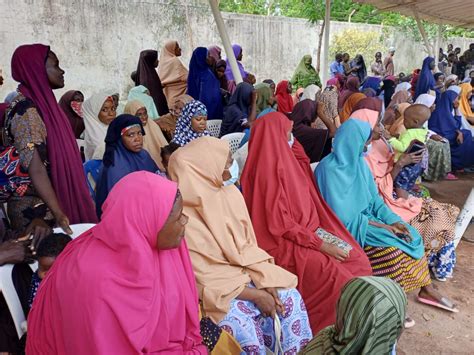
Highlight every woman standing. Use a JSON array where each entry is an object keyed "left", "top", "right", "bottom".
[
  {"left": 135, "top": 49, "right": 169, "bottom": 115},
  {"left": 290, "top": 55, "right": 322, "bottom": 90},
  {"left": 158, "top": 40, "right": 188, "bottom": 107},
  {"left": 350, "top": 54, "right": 367, "bottom": 84},
  {"left": 414, "top": 57, "right": 436, "bottom": 100},
  {"left": 5, "top": 44, "right": 96, "bottom": 232},
  {"left": 58, "top": 90, "right": 85, "bottom": 139}
]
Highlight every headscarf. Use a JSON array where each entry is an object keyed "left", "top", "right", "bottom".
[
  {"left": 459, "top": 83, "right": 473, "bottom": 118},
  {"left": 291, "top": 55, "right": 322, "bottom": 89},
  {"left": 414, "top": 57, "right": 436, "bottom": 100},
  {"left": 383, "top": 91, "right": 411, "bottom": 125},
  {"left": 187, "top": 47, "right": 223, "bottom": 120},
  {"left": 301, "top": 84, "right": 321, "bottom": 101},
  {"left": 158, "top": 40, "right": 188, "bottom": 86},
  {"left": 220, "top": 82, "right": 254, "bottom": 136},
  {"left": 395, "top": 81, "right": 412, "bottom": 94},
  {"left": 172, "top": 100, "right": 209, "bottom": 146},
  {"left": 428, "top": 90, "right": 460, "bottom": 140},
  {"left": 83, "top": 92, "right": 113, "bottom": 160},
  {"left": 124, "top": 100, "right": 168, "bottom": 169},
  {"left": 316, "top": 87, "right": 339, "bottom": 125},
  {"left": 215, "top": 59, "right": 229, "bottom": 91},
  {"left": 58, "top": 90, "right": 84, "bottom": 139},
  {"left": 351, "top": 109, "right": 422, "bottom": 222},
  {"left": 128, "top": 85, "right": 159, "bottom": 119},
  {"left": 208, "top": 45, "right": 222, "bottom": 62},
  {"left": 224, "top": 44, "right": 248, "bottom": 81},
  {"left": 26, "top": 172, "right": 205, "bottom": 354},
  {"left": 415, "top": 93, "right": 436, "bottom": 108},
  {"left": 351, "top": 97, "right": 383, "bottom": 114},
  {"left": 293, "top": 87, "right": 305, "bottom": 105},
  {"left": 387, "top": 102, "right": 410, "bottom": 136},
  {"left": 340, "top": 93, "right": 366, "bottom": 123},
  {"left": 360, "top": 76, "right": 381, "bottom": 93},
  {"left": 338, "top": 76, "right": 360, "bottom": 109},
  {"left": 275, "top": 80, "right": 294, "bottom": 113},
  {"left": 382, "top": 77, "right": 396, "bottom": 108},
  {"left": 168, "top": 137, "right": 297, "bottom": 322},
  {"left": 350, "top": 55, "right": 367, "bottom": 83},
  {"left": 9, "top": 44, "right": 96, "bottom": 223},
  {"left": 95, "top": 115, "right": 158, "bottom": 218},
  {"left": 135, "top": 49, "right": 169, "bottom": 115},
  {"left": 301, "top": 276, "right": 406, "bottom": 355},
  {"left": 254, "top": 83, "right": 273, "bottom": 115}
]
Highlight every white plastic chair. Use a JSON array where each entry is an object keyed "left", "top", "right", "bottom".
[
  {"left": 76, "top": 139, "right": 85, "bottom": 150},
  {"left": 221, "top": 132, "right": 245, "bottom": 155},
  {"left": 310, "top": 162, "right": 319, "bottom": 172},
  {"left": 206, "top": 120, "right": 222, "bottom": 138},
  {"left": 0, "top": 223, "right": 95, "bottom": 338},
  {"left": 454, "top": 188, "right": 474, "bottom": 248}
]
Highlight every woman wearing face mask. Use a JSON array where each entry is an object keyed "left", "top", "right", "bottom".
[
  {"left": 27, "top": 172, "right": 207, "bottom": 354},
  {"left": 83, "top": 92, "right": 117, "bottom": 160},
  {"left": 168, "top": 136, "right": 312, "bottom": 354},
  {"left": 172, "top": 100, "right": 210, "bottom": 146},
  {"left": 95, "top": 115, "right": 158, "bottom": 219},
  {"left": 58, "top": 90, "right": 85, "bottom": 138},
  {"left": 4, "top": 44, "right": 97, "bottom": 236}
]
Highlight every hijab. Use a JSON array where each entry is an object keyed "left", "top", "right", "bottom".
[
  {"left": 124, "top": 100, "right": 168, "bottom": 169},
  {"left": 383, "top": 91, "right": 411, "bottom": 125},
  {"left": 83, "top": 92, "right": 113, "bottom": 160},
  {"left": 128, "top": 85, "right": 159, "bottom": 119},
  {"left": 293, "top": 87, "right": 305, "bottom": 105},
  {"left": 382, "top": 77, "right": 396, "bottom": 108},
  {"left": 360, "top": 76, "right": 381, "bottom": 93},
  {"left": 351, "top": 97, "right": 383, "bottom": 114},
  {"left": 340, "top": 93, "right": 366, "bottom": 123},
  {"left": 302, "top": 277, "right": 406, "bottom": 355},
  {"left": 428, "top": 90, "right": 460, "bottom": 140},
  {"left": 135, "top": 49, "right": 169, "bottom": 115},
  {"left": 254, "top": 83, "right": 273, "bottom": 115},
  {"left": 215, "top": 59, "right": 229, "bottom": 91},
  {"left": 224, "top": 44, "right": 248, "bottom": 81},
  {"left": 275, "top": 80, "right": 294, "bottom": 114},
  {"left": 350, "top": 55, "right": 367, "bottom": 83},
  {"left": 158, "top": 40, "right": 188, "bottom": 86},
  {"left": 415, "top": 93, "right": 436, "bottom": 109},
  {"left": 27, "top": 172, "right": 205, "bottom": 354},
  {"left": 395, "top": 82, "right": 412, "bottom": 95},
  {"left": 58, "top": 90, "right": 84, "bottom": 138},
  {"left": 10, "top": 44, "right": 97, "bottom": 224},
  {"left": 291, "top": 55, "right": 322, "bottom": 88},
  {"left": 414, "top": 57, "right": 436, "bottom": 100},
  {"left": 221, "top": 82, "right": 254, "bottom": 136},
  {"left": 459, "top": 83, "right": 473, "bottom": 118},
  {"left": 338, "top": 76, "right": 360, "bottom": 109},
  {"left": 172, "top": 100, "right": 209, "bottom": 146},
  {"left": 301, "top": 84, "right": 321, "bottom": 101},
  {"left": 387, "top": 102, "right": 410, "bottom": 136},
  {"left": 208, "top": 45, "right": 222, "bottom": 62},
  {"left": 316, "top": 87, "right": 339, "bottom": 128},
  {"left": 168, "top": 137, "right": 297, "bottom": 322},
  {"left": 95, "top": 115, "right": 158, "bottom": 218}
]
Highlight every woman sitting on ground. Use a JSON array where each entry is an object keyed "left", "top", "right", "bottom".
[
  {"left": 220, "top": 82, "right": 257, "bottom": 137},
  {"left": 168, "top": 136, "right": 312, "bottom": 353},
  {"left": 240, "top": 112, "right": 373, "bottom": 334},
  {"left": 315, "top": 119, "right": 458, "bottom": 318},
  {"left": 95, "top": 115, "right": 158, "bottom": 218},
  {"left": 171, "top": 100, "right": 210, "bottom": 146},
  {"left": 58, "top": 90, "right": 85, "bottom": 139},
  {"left": 27, "top": 172, "right": 207, "bottom": 354}
]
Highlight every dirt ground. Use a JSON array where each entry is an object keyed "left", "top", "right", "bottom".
[{"left": 397, "top": 173, "right": 474, "bottom": 355}]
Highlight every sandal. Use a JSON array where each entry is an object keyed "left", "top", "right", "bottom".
[
  {"left": 445, "top": 173, "right": 458, "bottom": 181},
  {"left": 417, "top": 296, "right": 459, "bottom": 313}
]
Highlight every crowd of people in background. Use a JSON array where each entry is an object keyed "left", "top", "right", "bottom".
[{"left": 0, "top": 38, "right": 473, "bottom": 354}]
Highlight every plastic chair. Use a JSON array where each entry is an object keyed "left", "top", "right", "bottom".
[
  {"left": 206, "top": 120, "right": 222, "bottom": 138},
  {"left": 221, "top": 132, "right": 245, "bottom": 155},
  {"left": 83, "top": 159, "right": 102, "bottom": 199},
  {"left": 454, "top": 187, "right": 474, "bottom": 248},
  {"left": 0, "top": 223, "right": 95, "bottom": 338},
  {"left": 76, "top": 139, "right": 85, "bottom": 150},
  {"left": 310, "top": 162, "right": 319, "bottom": 172}
]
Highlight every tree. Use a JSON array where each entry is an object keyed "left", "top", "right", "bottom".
[{"left": 330, "top": 29, "right": 386, "bottom": 63}]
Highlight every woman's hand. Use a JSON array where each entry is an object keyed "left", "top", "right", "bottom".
[
  {"left": 52, "top": 211, "right": 73, "bottom": 235},
  {"left": 320, "top": 242, "right": 349, "bottom": 262},
  {"left": 265, "top": 288, "right": 284, "bottom": 315},
  {"left": 0, "top": 240, "right": 34, "bottom": 265},
  {"left": 397, "top": 150, "right": 424, "bottom": 168},
  {"left": 430, "top": 134, "right": 444, "bottom": 142},
  {"left": 456, "top": 131, "right": 464, "bottom": 145},
  {"left": 380, "top": 222, "right": 413, "bottom": 242},
  {"left": 253, "top": 289, "right": 277, "bottom": 318},
  {"left": 24, "top": 218, "right": 52, "bottom": 250}
]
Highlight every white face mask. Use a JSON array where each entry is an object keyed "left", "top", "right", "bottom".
[
  {"left": 223, "top": 159, "right": 239, "bottom": 186},
  {"left": 288, "top": 133, "right": 295, "bottom": 148},
  {"left": 362, "top": 143, "right": 372, "bottom": 157}
]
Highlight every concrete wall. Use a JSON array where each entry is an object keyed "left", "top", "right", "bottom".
[{"left": 0, "top": 0, "right": 472, "bottom": 101}]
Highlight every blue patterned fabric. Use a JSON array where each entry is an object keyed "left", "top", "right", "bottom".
[
  {"left": 171, "top": 100, "right": 210, "bottom": 146},
  {"left": 428, "top": 241, "right": 456, "bottom": 280},
  {"left": 28, "top": 271, "right": 41, "bottom": 309},
  {"left": 218, "top": 287, "right": 312, "bottom": 354},
  {"left": 394, "top": 163, "right": 424, "bottom": 191}
]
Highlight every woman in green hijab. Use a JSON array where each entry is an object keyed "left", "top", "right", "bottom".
[
  {"left": 301, "top": 276, "right": 406, "bottom": 355},
  {"left": 291, "top": 55, "right": 322, "bottom": 90}
]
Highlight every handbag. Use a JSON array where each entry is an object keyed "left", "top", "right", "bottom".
[{"left": 266, "top": 315, "right": 283, "bottom": 355}]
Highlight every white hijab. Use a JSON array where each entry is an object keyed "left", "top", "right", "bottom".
[
  {"left": 415, "top": 93, "right": 436, "bottom": 109},
  {"left": 83, "top": 92, "right": 113, "bottom": 160},
  {"left": 394, "top": 82, "right": 412, "bottom": 94},
  {"left": 301, "top": 84, "right": 321, "bottom": 101}
]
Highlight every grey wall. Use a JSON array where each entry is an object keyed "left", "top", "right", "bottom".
[{"left": 0, "top": 0, "right": 472, "bottom": 101}]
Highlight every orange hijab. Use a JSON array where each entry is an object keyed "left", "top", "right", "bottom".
[
  {"left": 340, "top": 93, "right": 366, "bottom": 123},
  {"left": 459, "top": 83, "right": 473, "bottom": 120}
]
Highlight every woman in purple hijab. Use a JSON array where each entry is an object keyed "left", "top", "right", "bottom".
[
  {"left": 5, "top": 44, "right": 97, "bottom": 234},
  {"left": 225, "top": 44, "right": 250, "bottom": 93}
]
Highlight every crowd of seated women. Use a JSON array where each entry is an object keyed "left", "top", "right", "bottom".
[{"left": 0, "top": 40, "right": 473, "bottom": 354}]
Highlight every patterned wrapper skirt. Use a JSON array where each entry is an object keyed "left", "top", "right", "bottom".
[{"left": 423, "top": 139, "right": 451, "bottom": 181}]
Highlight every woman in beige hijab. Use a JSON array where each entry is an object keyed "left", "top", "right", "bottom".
[
  {"left": 168, "top": 136, "right": 312, "bottom": 354},
  {"left": 123, "top": 100, "right": 168, "bottom": 170},
  {"left": 158, "top": 40, "right": 188, "bottom": 107},
  {"left": 156, "top": 94, "right": 194, "bottom": 140}
]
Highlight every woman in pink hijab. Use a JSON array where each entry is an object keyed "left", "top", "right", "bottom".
[{"left": 27, "top": 171, "right": 207, "bottom": 354}]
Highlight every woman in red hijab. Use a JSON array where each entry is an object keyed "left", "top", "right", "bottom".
[
  {"left": 275, "top": 80, "right": 294, "bottom": 114},
  {"left": 240, "top": 112, "right": 372, "bottom": 333}
]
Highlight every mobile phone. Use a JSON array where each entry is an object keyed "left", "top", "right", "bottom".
[{"left": 406, "top": 140, "right": 425, "bottom": 154}]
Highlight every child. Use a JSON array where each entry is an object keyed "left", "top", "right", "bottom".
[
  {"left": 388, "top": 104, "right": 431, "bottom": 199},
  {"left": 28, "top": 233, "right": 72, "bottom": 309},
  {"left": 160, "top": 142, "right": 180, "bottom": 174}
]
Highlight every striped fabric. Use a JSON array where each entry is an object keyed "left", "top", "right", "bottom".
[
  {"left": 301, "top": 276, "right": 406, "bottom": 355},
  {"left": 365, "top": 246, "right": 431, "bottom": 292}
]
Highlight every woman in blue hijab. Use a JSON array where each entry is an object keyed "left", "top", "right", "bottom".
[
  {"left": 414, "top": 57, "right": 436, "bottom": 100},
  {"left": 220, "top": 82, "right": 256, "bottom": 137},
  {"left": 428, "top": 89, "right": 474, "bottom": 170},
  {"left": 95, "top": 114, "right": 158, "bottom": 218},
  {"left": 187, "top": 47, "right": 223, "bottom": 120},
  {"left": 315, "top": 119, "right": 458, "bottom": 314}
]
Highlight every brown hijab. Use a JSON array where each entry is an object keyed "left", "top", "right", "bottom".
[
  {"left": 168, "top": 137, "right": 297, "bottom": 322},
  {"left": 58, "top": 90, "right": 84, "bottom": 138}
]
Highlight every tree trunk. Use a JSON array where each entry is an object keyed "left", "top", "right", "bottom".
[{"left": 316, "top": 19, "right": 325, "bottom": 73}]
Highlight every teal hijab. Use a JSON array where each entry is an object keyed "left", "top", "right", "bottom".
[
  {"left": 128, "top": 85, "right": 159, "bottom": 119},
  {"left": 315, "top": 119, "right": 424, "bottom": 259}
]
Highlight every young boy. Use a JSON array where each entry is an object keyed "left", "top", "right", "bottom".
[
  {"left": 387, "top": 104, "right": 431, "bottom": 199},
  {"left": 28, "top": 233, "right": 72, "bottom": 309}
]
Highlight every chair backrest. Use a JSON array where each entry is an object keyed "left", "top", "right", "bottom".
[
  {"left": 83, "top": 159, "right": 102, "bottom": 199},
  {"left": 206, "top": 119, "right": 222, "bottom": 138},
  {"left": 0, "top": 223, "right": 96, "bottom": 339},
  {"left": 221, "top": 132, "right": 245, "bottom": 155}
]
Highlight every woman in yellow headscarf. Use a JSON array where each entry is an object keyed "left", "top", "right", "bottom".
[{"left": 459, "top": 82, "right": 474, "bottom": 124}]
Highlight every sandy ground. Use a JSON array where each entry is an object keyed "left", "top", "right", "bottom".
[{"left": 398, "top": 173, "right": 474, "bottom": 355}]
